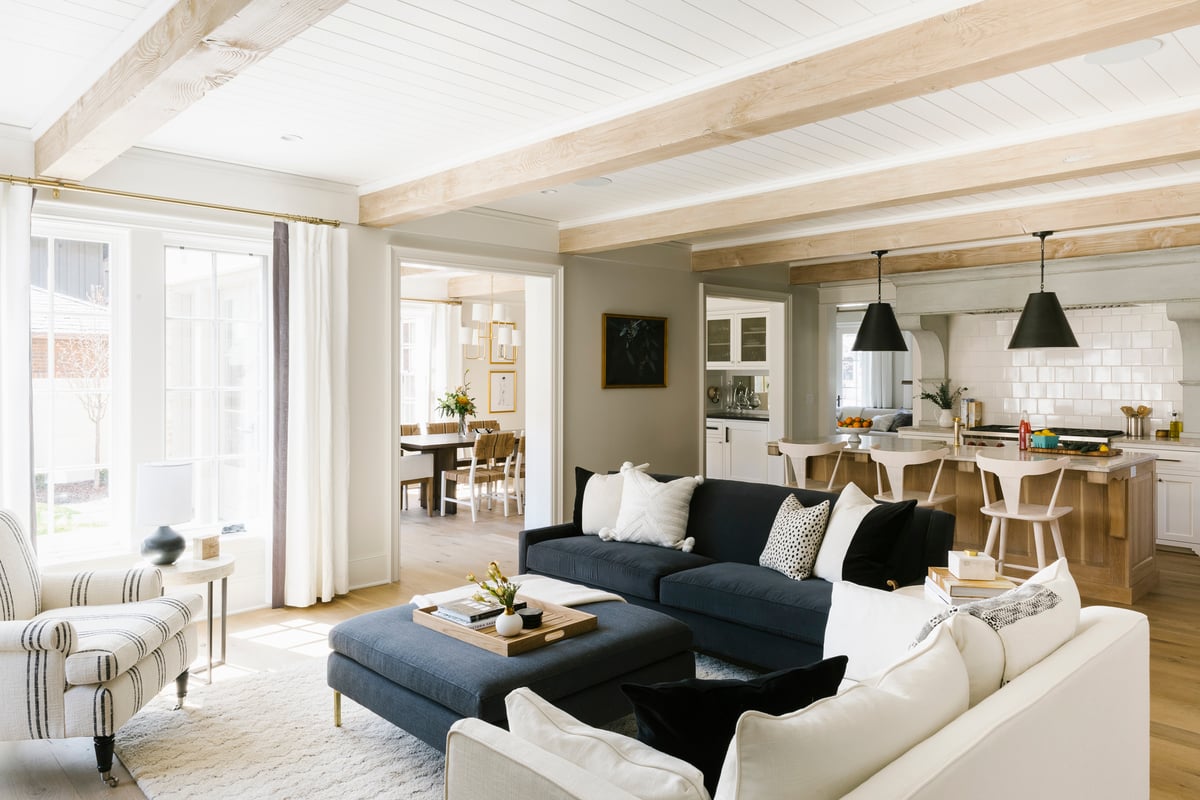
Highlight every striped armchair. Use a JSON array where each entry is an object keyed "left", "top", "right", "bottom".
[{"left": 0, "top": 510, "right": 202, "bottom": 787}]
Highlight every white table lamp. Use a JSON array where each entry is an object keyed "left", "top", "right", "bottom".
[{"left": 137, "top": 462, "right": 194, "bottom": 565}]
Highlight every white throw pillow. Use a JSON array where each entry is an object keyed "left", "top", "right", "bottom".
[
  {"left": 962, "top": 557, "right": 1080, "bottom": 683},
  {"left": 912, "top": 608, "right": 1005, "bottom": 707},
  {"left": 759, "top": 496, "right": 830, "bottom": 580},
  {"left": 871, "top": 413, "right": 896, "bottom": 433},
  {"left": 581, "top": 462, "right": 649, "bottom": 535},
  {"left": 599, "top": 467, "right": 701, "bottom": 552},
  {"left": 823, "top": 581, "right": 947, "bottom": 682},
  {"left": 505, "top": 687, "right": 710, "bottom": 800},
  {"left": 812, "top": 482, "right": 877, "bottom": 581},
  {"left": 714, "top": 625, "right": 968, "bottom": 800}
]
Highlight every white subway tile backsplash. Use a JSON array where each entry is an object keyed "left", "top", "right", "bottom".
[{"left": 948, "top": 304, "right": 1182, "bottom": 430}]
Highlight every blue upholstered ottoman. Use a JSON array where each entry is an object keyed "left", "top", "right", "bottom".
[{"left": 327, "top": 600, "right": 694, "bottom": 751}]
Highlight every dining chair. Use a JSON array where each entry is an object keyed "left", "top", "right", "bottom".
[
  {"left": 399, "top": 424, "right": 426, "bottom": 510},
  {"left": 398, "top": 453, "right": 435, "bottom": 516},
  {"left": 870, "top": 446, "right": 954, "bottom": 508},
  {"left": 511, "top": 431, "right": 526, "bottom": 515},
  {"left": 976, "top": 453, "right": 1073, "bottom": 579},
  {"left": 460, "top": 420, "right": 501, "bottom": 465},
  {"left": 426, "top": 421, "right": 459, "bottom": 434},
  {"left": 441, "top": 432, "right": 516, "bottom": 521}
]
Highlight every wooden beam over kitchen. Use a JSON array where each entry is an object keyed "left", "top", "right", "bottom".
[
  {"left": 35, "top": 0, "right": 347, "bottom": 181},
  {"left": 562, "top": 106, "right": 1200, "bottom": 255},
  {"left": 788, "top": 223, "right": 1200, "bottom": 285},
  {"left": 360, "top": 0, "right": 1200, "bottom": 229},
  {"left": 694, "top": 184, "right": 1200, "bottom": 271}
]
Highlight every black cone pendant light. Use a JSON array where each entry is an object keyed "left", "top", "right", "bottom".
[
  {"left": 852, "top": 250, "right": 908, "bottom": 352},
  {"left": 1008, "top": 231, "right": 1079, "bottom": 349}
]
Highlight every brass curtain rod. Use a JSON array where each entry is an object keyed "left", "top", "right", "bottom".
[
  {"left": 2, "top": 173, "right": 342, "bottom": 227},
  {"left": 399, "top": 297, "right": 462, "bottom": 305}
]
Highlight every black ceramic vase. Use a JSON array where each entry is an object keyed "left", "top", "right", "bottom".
[{"left": 141, "top": 525, "right": 186, "bottom": 565}]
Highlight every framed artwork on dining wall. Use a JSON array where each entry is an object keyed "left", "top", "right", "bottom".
[
  {"left": 490, "top": 322, "right": 516, "bottom": 364},
  {"left": 601, "top": 313, "right": 667, "bottom": 388},
  {"left": 489, "top": 370, "right": 516, "bottom": 413}
]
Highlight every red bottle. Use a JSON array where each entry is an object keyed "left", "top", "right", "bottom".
[{"left": 1018, "top": 412, "right": 1031, "bottom": 451}]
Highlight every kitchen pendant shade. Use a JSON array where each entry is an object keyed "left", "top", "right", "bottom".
[
  {"left": 1008, "top": 291, "right": 1079, "bottom": 349},
  {"left": 853, "top": 302, "right": 908, "bottom": 351}
]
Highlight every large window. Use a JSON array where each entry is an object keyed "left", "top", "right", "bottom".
[
  {"left": 398, "top": 302, "right": 434, "bottom": 425},
  {"left": 31, "top": 233, "right": 120, "bottom": 558},
  {"left": 164, "top": 246, "right": 268, "bottom": 531}
]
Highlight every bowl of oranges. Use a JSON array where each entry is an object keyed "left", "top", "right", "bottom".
[{"left": 836, "top": 416, "right": 873, "bottom": 443}]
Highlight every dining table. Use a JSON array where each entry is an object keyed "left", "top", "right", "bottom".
[{"left": 399, "top": 432, "right": 474, "bottom": 514}]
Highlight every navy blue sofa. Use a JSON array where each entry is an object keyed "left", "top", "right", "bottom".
[{"left": 519, "top": 472, "right": 955, "bottom": 670}]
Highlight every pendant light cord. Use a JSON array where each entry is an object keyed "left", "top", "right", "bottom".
[
  {"left": 871, "top": 249, "right": 888, "bottom": 302},
  {"left": 1034, "top": 231, "right": 1052, "bottom": 292}
]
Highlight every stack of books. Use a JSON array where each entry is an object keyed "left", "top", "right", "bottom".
[
  {"left": 924, "top": 566, "right": 1016, "bottom": 606},
  {"left": 432, "top": 598, "right": 527, "bottom": 630}
]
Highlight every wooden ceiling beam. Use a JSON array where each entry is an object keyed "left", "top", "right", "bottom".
[
  {"left": 360, "top": 0, "right": 1200, "bottom": 229},
  {"left": 788, "top": 224, "right": 1200, "bottom": 285},
  {"left": 693, "top": 183, "right": 1200, "bottom": 271},
  {"left": 562, "top": 105, "right": 1200, "bottom": 254},
  {"left": 35, "top": 0, "right": 347, "bottom": 181}
]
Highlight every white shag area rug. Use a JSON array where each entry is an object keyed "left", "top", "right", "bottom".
[{"left": 116, "top": 654, "right": 757, "bottom": 800}]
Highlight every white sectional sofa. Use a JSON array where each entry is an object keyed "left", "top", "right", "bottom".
[{"left": 444, "top": 571, "right": 1149, "bottom": 800}]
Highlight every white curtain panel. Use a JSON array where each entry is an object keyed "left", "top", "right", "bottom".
[
  {"left": 0, "top": 183, "right": 34, "bottom": 533},
  {"left": 283, "top": 222, "right": 349, "bottom": 606}
]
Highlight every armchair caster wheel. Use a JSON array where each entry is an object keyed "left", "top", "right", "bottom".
[{"left": 100, "top": 771, "right": 119, "bottom": 788}]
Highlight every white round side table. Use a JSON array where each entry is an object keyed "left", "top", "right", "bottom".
[{"left": 155, "top": 554, "right": 236, "bottom": 684}]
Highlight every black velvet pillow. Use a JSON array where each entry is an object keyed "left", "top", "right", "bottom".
[
  {"left": 890, "top": 411, "right": 913, "bottom": 431},
  {"left": 572, "top": 466, "right": 595, "bottom": 530},
  {"left": 841, "top": 499, "right": 918, "bottom": 590},
  {"left": 620, "top": 656, "right": 848, "bottom": 794}
]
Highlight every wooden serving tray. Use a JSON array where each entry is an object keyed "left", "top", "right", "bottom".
[
  {"left": 1028, "top": 446, "right": 1123, "bottom": 457},
  {"left": 413, "top": 600, "right": 597, "bottom": 656}
]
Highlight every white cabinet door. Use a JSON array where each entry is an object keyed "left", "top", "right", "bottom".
[
  {"left": 706, "top": 316, "right": 734, "bottom": 368},
  {"left": 705, "top": 310, "right": 768, "bottom": 369},
  {"left": 705, "top": 423, "right": 727, "bottom": 479},
  {"left": 1156, "top": 470, "right": 1200, "bottom": 554},
  {"left": 726, "top": 421, "right": 769, "bottom": 483}
]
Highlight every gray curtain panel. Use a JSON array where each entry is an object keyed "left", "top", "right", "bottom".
[{"left": 271, "top": 221, "right": 290, "bottom": 608}]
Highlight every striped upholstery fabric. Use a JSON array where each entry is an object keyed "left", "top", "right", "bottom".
[
  {"left": 0, "top": 510, "right": 41, "bottom": 620},
  {"left": 34, "top": 593, "right": 201, "bottom": 685},
  {"left": 40, "top": 568, "right": 164, "bottom": 610},
  {"left": 427, "top": 421, "right": 459, "bottom": 434},
  {"left": 64, "top": 627, "right": 195, "bottom": 738},
  {"left": 0, "top": 619, "right": 76, "bottom": 740},
  {"left": 400, "top": 423, "right": 420, "bottom": 436}
]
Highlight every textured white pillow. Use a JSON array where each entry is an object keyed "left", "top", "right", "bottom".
[
  {"left": 759, "top": 496, "right": 830, "bottom": 580},
  {"left": 812, "top": 482, "right": 877, "bottom": 581},
  {"left": 714, "top": 624, "right": 968, "bottom": 800},
  {"left": 872, "top": 413, "right": 896, "bottom": 433},
  {"left": 505, "top": 687, "right": 710, "bottom": 800},
  {"left": 581, "top": 462, "right": 649, "bottom": 534},
  {"left": 963, "top": 557, "right": 1080, "bottom": 683},
  {"left": 911, "top": 606, "right": 1005, "bottom": 707},
  {"left": 599, "top": 467, "right": 701, "bottom": 552},
  {"left": 823, "top": 580, "right": 947, "bottom": 682}
]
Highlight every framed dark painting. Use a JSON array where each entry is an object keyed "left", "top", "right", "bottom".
[{"left": 602, "top": 313, "right": 668, "bottom": 388}]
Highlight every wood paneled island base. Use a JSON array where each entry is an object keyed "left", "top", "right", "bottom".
[{"left": 804, "top": 437, "right": 1159, "bottom": 604}]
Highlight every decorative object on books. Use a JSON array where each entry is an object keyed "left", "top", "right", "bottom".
[
  {"left": 518, "top": 606, "right": 543, "bottom": 628},
  {"left": 436, "top": 374, "right": 478, "bottom": 436},
  {"left": 466, "top": 561, "right": 522, "bottom": 636},
  {"left": 602, "top": 313, "right": 667, "bottom": 388},
  {"left": 948, "top": 549, "right": 996, "bottom": 580}
]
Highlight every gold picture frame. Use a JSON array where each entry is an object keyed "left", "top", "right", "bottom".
[
  {"left": 489, "top": 370, "right": 516, "bottom": 413},
  {"left": 601, "top": 313, "right": 667, "bottom": 388},
  {"left": 490, "top": 322, "right": 517, "bottom": 364}
]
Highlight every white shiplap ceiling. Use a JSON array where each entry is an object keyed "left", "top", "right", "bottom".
[{"left": 6, "top": 0, "right": 1200, "bottom": 280}]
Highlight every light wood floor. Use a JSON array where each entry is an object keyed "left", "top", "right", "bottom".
[{"left": 4, "top": 504, "right": 1198, "bottom": 798}]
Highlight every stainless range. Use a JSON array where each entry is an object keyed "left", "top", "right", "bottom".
[{"left": 962, "top": 424, "right": 1126, "bottom": 448}]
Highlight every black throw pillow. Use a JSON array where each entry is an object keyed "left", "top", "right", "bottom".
[
  {"left": 572, "top": 466, "right": 595, "bottom": 530},
  {"left": 620, "top": 656, "right": 848, "bottom": 794},
  {"left": 841, "top": 498, "right": 918, "bottom": 590}
]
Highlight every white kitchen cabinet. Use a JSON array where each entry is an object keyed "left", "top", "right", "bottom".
[
  {"left": 705, "top": 423, "right": 727, "bottom": 479},
  {"left": 1123, "top": 444, "right": 1200, "bottom": 555},
  {"left": 706, "top": 310, "right": 768, "bottom": 369}
]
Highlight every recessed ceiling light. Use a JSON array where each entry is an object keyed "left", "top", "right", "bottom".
[
  {"left": 540, "top": 188, "right": 558, "bottom": 195},
  {"left": 280, "top": 133, "right": 303, "bottom": 142},
  {"left": 1083, "top": 38, "right": 1163, "bottom": 65},
  {"left": 574, "top": 176, "right": 613, "bottom": 187}
]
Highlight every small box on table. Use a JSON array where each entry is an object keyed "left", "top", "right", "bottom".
[
  {"left": 193, "top": 535, "right": 220, "bottom": 560},
  {"left": 948, "top": 549, "right": 995, "bottom": 580}
]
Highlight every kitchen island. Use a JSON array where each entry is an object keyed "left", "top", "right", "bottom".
[{"left": 784, "top": 435, "right": 1158, "bottom": 603}]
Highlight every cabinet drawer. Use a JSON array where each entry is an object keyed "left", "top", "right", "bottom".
[{"left": 1125, "top": 446, "right": 1200, "bottom": 472}]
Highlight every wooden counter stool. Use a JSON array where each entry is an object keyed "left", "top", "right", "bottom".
[
  {"left": 777, "top": 440, "right": 846, "bottom": 491},
  {"left": 976, "top": 453, "right": 1073, "bottom": 579},
  {"left": 870, "top": 446, "right": 954, "bottom": 509}
]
